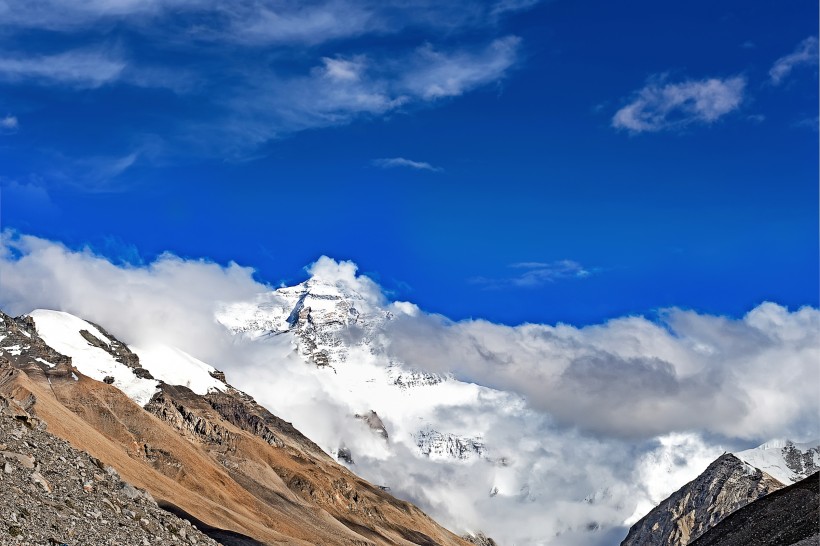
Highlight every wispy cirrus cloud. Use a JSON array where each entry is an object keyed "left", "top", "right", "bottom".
[
  {"left": 0, "top": 1, "right": 530, "bottom": 158},
  {"left": 0, "top": 48, "right": 126, "bottom": 88},
  {"left": 0, "top": 1, "right": 541, "bottom": 41},
  {"left": 769, "top": 36, "right": 818, "bottom": 85},
  {"left": 612, "top": 75, "right": 746, "bottom": 133},
  {"left": 372, "top": 157, "right": 443, "bottom": 172},
  {"left": 471, "top": 260, "right": 591, "bottom": 289},
  {"left": 217, "top": 37, "right": 521, "bottom": 150}
]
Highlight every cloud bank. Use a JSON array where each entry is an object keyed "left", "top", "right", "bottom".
[
  {"left": 613, "top": 76, "right": 746, "bottom": 133},
  {"left": 1, "top": 232, "right": 817, "bottom": 545}
]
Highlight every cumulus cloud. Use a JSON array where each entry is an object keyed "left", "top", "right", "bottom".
[
  {"left": 382, "top": 303, "right": 819, "bottom": 440},
  {"left": 612, "top": 75, "right": 746, "bottom": 133},
  {"left": 770, "top": 36, "right": 818, "bottom": 85},
  {"left": 471, "top": 260, "right": 590, "bottom": 288},
  {"left": 372, "top": 157, "right": 443, "bottom": 172},
  {"left": 1, "top": 234, "right": 816, "bottom": 545}
]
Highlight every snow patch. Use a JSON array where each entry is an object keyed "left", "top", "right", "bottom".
[
  {"left": 130, "top": 344, "right": 226, "bottom": 396},
  {"left": 35, "top": 357, "right": 54, "bottom": 368},
  {"left": 27, "top": 309, "right": 159, "bottom": 406}
]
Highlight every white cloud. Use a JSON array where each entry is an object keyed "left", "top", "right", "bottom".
[
  {"left": 770, "top": 36, "right": 818, "bottom": 85},
  {"left": 217, "top": 37, "right": 520, "bottom": 149},
  {"left": 0, "top": 1, "right": 527, "bottom": 154},
  {"left": 1, "top": 115, "right": 18, "bottom": 130},
  {"left": 472, "top": 260, "right": 590, "bottom": 288},
  {"left": 372, "top": 157, "right": 443, "bottom": 172},
  {"left": 2, "top": 235, "right": 815, "bottom": 545},
  {"left": 612, "top": 75, "right": 746, "bottom": 133},
  {"left": 0, "top": 49, "right": 126, "bottom": 88},
  {"left": 0, "top": 1, "right": 539, "bottom": 41},
  {"left": 401, "top": 36, "right": 521, "bottom": 99}
]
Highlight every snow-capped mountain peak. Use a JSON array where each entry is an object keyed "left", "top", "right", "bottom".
[{"left": 735, "top": 439, "right": 820, "bottom": 484}]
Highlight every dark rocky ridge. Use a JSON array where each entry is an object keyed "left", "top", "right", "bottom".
[
  {"left": 621, "top": 453, "right": 784, "bottom": 546},
  {"left": 689, "top": 472, "right": 819, "bottom": 546}
]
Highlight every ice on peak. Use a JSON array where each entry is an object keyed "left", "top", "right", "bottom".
[{"left": 735, "top": 438, "right": 820, "bottom": 484}]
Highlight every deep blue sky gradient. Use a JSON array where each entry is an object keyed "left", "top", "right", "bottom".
[{"left": 2, "top": 0, "right": 817, "bottom": 325}]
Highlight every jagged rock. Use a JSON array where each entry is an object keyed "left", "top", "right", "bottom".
[
  {"left": 355, "top": 410, "right": 389, "bottom": 440},
  {"left": 621, "top": 453, "right": 784, "bottom": 546},
  {"left": 463, "top": 532, "right": 499, "bottom": 546},
  {"left": 337, "top": 447, "right": 354, "bottom": 465},
  {"left": 414, "top": 428, "right": 485, "bottom": 461}
]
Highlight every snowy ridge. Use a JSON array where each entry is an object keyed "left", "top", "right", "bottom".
[
  {"left": 29, "top": 310, "right": 160, "bottom": 406},
  {"left": 28, "top": 310, "right": 227, "bottom": 406},
  {"left": 735, "top": 439, "right": 820, "bottom": 484}
]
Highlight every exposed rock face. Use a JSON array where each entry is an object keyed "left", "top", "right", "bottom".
[
  {"left": 0, "top": 311, "right": 73, "bottom": 380},
  {"left": 621, "top": 454, "right": 784, "bottom": 546},
  {"left": 0, "top": 392, "right": 220, "bottom": 546},
  {"left": 689, "top": 472, "right": 819, "bottom": 546},
  {"left": 414, "top": 428, "right": 486, "bottom": 461},
  {"left": 80, "top": 322, "right": 143, "bottom": 372},
  {"left": 356, "top": 410, "right": 389, "bottom": 441}
]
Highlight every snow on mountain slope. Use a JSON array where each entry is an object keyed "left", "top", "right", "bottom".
[
  {"left": 130, "top": 344, "right": 226, "bottom": 396},
  {"left": 735, "top": 439, "right": 820, "bottom": 484},
  {"left": 29, "top": 309, "right": 159, "bottom": 406},
  {"left": 28, "top": 309, "right": 226, "bottom": 405}
]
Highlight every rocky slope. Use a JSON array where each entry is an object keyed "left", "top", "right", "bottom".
[
  {"left": 0, "top": 391, "right": 220, "bottom": 546},
  {"left": 620, "top": 453, "right": 784, "bottom": 546},
  {"left": 0, "top": 310, "right": 472, "bottom": 546},
  {"left": 689, "top": 472, "right": 819, "bottom": 546}
]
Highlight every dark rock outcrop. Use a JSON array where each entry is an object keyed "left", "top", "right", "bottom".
[
  {"left": 621, "top": 453, "right": 784, "bottom": 546},
  {"left": 690, "top": 472, "right": 819, "bottom": 546}
]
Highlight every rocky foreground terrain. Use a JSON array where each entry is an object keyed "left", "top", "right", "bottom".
[
  {"left": 0, "top": 392, "right": 219, "bottom": 546},
  {"left": 690, "top": 471, "right": 819, "bottom": 546}
]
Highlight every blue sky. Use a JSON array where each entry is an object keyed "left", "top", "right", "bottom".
[{"left": 1, "top": 0, "right": 817, "bottom": 325}]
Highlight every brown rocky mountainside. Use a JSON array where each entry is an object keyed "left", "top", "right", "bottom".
[
  {"left": 0, "top": 311, "right": 471, "bottom": 546},
  {"left": 620, "top": 453, "right": 784, "bottom": 546},
  {"left": 0, "top": 392, "right": 220, "bottom": 546},
  {"left": 689, "top": 472, "right": 819, "bottom": 546}
]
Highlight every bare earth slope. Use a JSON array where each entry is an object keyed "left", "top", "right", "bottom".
[{"left": 0, "top": 310, "right": 471, "bottom": 546}]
